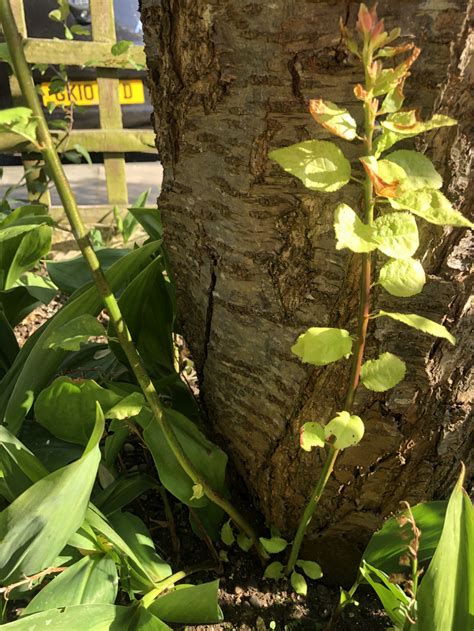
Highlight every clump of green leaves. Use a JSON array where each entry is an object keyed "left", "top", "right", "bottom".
[{"left": 269, "top": 1, "right": 472, "bottom": 583}]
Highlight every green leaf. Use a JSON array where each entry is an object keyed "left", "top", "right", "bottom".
[
  {"left": 269, "top": 140, "right": 351, "bottom": 192},
  {"left": 378, "top": 310, "right": 456, "bottom": 345},
  {"left": 334, "top": 203, "right": 377, "bottom": 253},
  {"left": 324, "top": 411, "right": 364, "bottom": 449},
  {"left": 237, "top": 532, "right": 253, "bottom": 552},
  {"left": 0, "top": 311, "right": 18, "bottom": 378},
  {"left": 389, "top": 189, "right": 473, "bottom": 228},
  {"left": 221, "top": 520, "right": 235, "bottom": 546},
  {"left": 363, "top": 500, "right": 447, "bottom": 574},
  {"left": 264, "top": 561, "right": 284, "bottom": 579},
  {"left": 104, "top": 392, "right": 145, "bottom": 421},
  {"left": 149, "top": 580, "right": 223, "bottom": 624},
  {"left": 296, "top": 559, "right": 323, "bottom": 580},
  {"left": 379, "top": 257, "right": 426, "bottom": 297},
  {"left": 0, "top": 241, "right": 161, "bottom": 435},
  {"left": 0, "top": 603, "right": 171, "bottom": 630},
  {"left": 291, "top": 327, "right": 353, "bottom": 366},
  {"left": 46, "top": 314, "right": 105, "bottom": 351},
  {"left": 108, "top": 511, "right": 172, "bottom": 587},
  {"left": 111, "top": 40, "right": 133, "bottom": 56},
  {"left": 291, "top": 571, "right": 307, "bottom": 596},
  {"left": 0, "top": 107, "right": 38, "bottom": 145},
  {"left": 46, "top": 248, "right": 130, "bottom": 295},
  {"left": 137, "top": 408, "right": 227, "bottom": 508},
  {"left": 359, "top": 561, "right": 410, "bottom": 628},
  {"left": 72, "top": 143, "right": 92, "bottom": 166},
  {"left": 0, "top": 425, "right": 47, "bottom": 503},
  {"left": 416, "top": 467, "right": 474, "bottom": 631},
  {"left": 259, "top": 536, "right": 288, "bottom": 554},
  {"left": 86, "top": 507, "right": 171, "bottom": 591},
  {"left": 35, "top": 377, "right": 120, "bottom": 445},
  {"left": 93, "top": 473, "right": 157, "bottom": 516},
  {"left": 70, "top": 24, "right": 90, "bottom": 36},
  {"left": 384, "top": 150, "right": 442, "bottom": 191},
  {"left": 22, "top": 554, "right": 118, "bottom": 615},
  {"left": 372, "top": 212, "right": 419, "bottom": 259},
  {"left": 299, "top": 422, "right": 326, "bottom": 452},
  {"left": 309, "top": 99, "right": 357, "bottom": 140},
  {"left": 361, "top": 352, "right": 406, "bottom": 392},
  {"left": 0, "top": 407, "right": 103, "bottom": 584}
]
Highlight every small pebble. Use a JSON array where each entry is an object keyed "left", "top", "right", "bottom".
[
  {"left": 123, "top": 443, "right": 135, "bottom": 453},
  {"left": 234, "top": 586, "right": 244, "bottom": 595},
  {"left": 249, "top": 594, "right": 263, "bottom": 608}
]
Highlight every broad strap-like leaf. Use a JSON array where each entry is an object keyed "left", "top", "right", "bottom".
[
  {"left": 269, "top": 140, "right": 351, "bottom": 192},
  {"left": 0, "top": 240, "right": 161, "bottom": 435},
  {"left": 148, "top": 580, "right": 223, "bottom": 624},
  {"left": 0, "top": 407, "right": 104, "bottom": 583},
  {"left": 359, "top": 561, "right": 410, "bottom": 628},
  {"left": 415, "top": 467, "right": 474, "bottom": 631},
  {"left": 46, "top": 314, "right": 106, "bottom": 351},
  {"left": 22, "top": 554, "right": 118, "bottom": 615}
]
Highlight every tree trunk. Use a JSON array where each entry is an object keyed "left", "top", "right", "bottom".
[{"left": 140, "top": 0, "right": 473, "bottom": 581}]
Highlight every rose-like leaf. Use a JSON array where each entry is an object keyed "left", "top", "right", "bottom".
[
  {"left": 296, "top": 559, "right": 323, "bottom": 580},
  {"left": 291, "top": 327, "right": 353, "bottom": 366},
  {"left": 334, "top": 203, "right": 377, "bottom": 253},
  {"left": 221, "top": 520, "right": 235, "bottom": 546},
  {"left": 309, "top": 99, "right": 357, "bottom": 141},
  {"left": 324, "top": 411, "right": 365, "bottom": 449},
  {"left": 361, "top": 352, "right": 406, "bottom": 392},
  {"left": 264, "top": 561, "right": 284, "bottom": 580},
  {"left": 291, "top": 571, "right": 308, "bottom": 596},
  {"left": 384, "top": 150, "right": 442, "bottom": 191},
  {"left": 390, "top": 190, "right": 473, "bottom": 228},
  {"left": 300, "top": 422, "right": 326, "bottom": 452},
  {"left": 378, "top": 310, "right": 456, "bottom": 345},
  {"left": 379, "top": 257, "right": 426, "bottom": 297},
  {"left": 372, "top": 212, "right": 419, "bottom": 259},
  {"left": 259, "top": 536, "right": 288, "bottom": 554},
  {"left": 375, "top": 111, "right": 457, "bottom": 156},
  {"left": 269, "top": 140, "right": 351, "bottom": 192}
]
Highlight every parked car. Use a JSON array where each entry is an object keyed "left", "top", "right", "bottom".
[{"left": 0, "top": 0, "right": 152, "bottom": 130}]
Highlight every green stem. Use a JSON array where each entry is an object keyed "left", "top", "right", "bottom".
[
  {"left": 285, "top": 43, "right": 375, "bottom": 576},
  {"left": 0, "top": 0, "right": 266, "bottom": 561}
]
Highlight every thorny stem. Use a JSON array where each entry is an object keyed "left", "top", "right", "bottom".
[
  {"left": 285, "top": 42, "right": 375, "bottom": 576},
  {"left": 0, "top": 0, "right": 267, "bottom": 561},
  {"left": 0, "top": 566, "right": 66, "bottom": 600}
]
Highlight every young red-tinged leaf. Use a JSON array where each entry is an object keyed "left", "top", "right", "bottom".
[
  {"left": 300, "top": 422, "right": 326, "bottom": 452},
  {"left": 309, "top": 99, "right": 357, "bottom": 140},
  {"left": 360, "top": 156, "right": 401, "bottom": 198}
]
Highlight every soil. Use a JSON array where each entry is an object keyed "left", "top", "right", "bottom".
[{"left": 12, "top": 287, "right": 390, "bottom": 631}]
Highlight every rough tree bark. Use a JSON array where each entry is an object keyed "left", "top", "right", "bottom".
[{"left": 140, "top": 0, "right": 473, "bottom": 580}]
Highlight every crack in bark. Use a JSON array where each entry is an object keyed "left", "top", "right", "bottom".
[{"left": 202, "top": 258, "right": 217, "bottom": 370}]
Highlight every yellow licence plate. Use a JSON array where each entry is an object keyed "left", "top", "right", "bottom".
[{"left": 40, "top": 79, "right": 145, "bottom": 107}]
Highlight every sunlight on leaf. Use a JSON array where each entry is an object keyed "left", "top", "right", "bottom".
[
  {"left": 378, "top": 310, "right": 456, "bottom": 345},
  {"left": 309, "top": 99, "right": 357, "bottom": 140},
  {"left": 378, "top": 257, "right": 425, "bottom": 297},
  {"left": 292, "top": 327, "right": 353, "bottom": 366},
  {"left": 361, "top": 352, "right": 406, "bottom": 392},
  {"left": 300, "top": 422, "right": 326, "bottom": 452},
  {"left": 324, "top": 411, "right": 364, "bottom": 449},
  {"left": 334, "top": 203, "right": 377, "bottom": 253}
]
